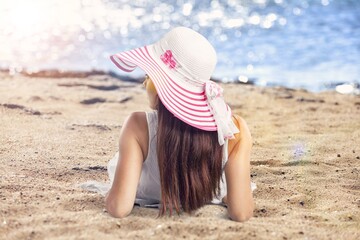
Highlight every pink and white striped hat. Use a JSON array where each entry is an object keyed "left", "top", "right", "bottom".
[{"left": 110, "top": 27, "right": 239, "bottom": 145}]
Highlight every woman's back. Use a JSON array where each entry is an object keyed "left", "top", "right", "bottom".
[{"left": 135, "top": 111, "right": 229, "bottom": 205}]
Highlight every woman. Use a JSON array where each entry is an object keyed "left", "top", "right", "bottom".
[{"left": 105, "top": 27, "right": 255, "bottom": 222}]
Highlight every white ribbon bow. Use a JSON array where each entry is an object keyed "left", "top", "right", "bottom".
[{"left": 205, "top": 81, "right": 240, "bottom": 145}]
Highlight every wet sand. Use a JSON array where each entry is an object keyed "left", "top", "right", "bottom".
[{"left": 0, "top": 72, "right": 359, "bottom": 239}]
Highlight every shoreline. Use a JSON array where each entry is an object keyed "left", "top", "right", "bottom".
[
  {"left": 2, "top": 68, "right": 359, "bottom": 94},
  {"left": 0, "top": 72, "right": 359, "bottom": 239}
]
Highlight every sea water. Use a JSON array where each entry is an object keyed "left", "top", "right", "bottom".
[{"left": 0, "top": 0, "right": 359, "bottom": 91}]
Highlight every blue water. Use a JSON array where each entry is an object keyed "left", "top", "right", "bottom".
[{"left": 0, "top": 0, "right": 359, "bottom": 91}]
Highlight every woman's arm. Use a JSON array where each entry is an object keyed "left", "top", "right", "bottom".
[
  {"left": 224, "top": 115, "right": 255, "bottom": 222},
  {"left": 104, "top": 112, "right": 146, "bottom": 218}
]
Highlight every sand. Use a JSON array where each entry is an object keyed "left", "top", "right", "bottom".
[{"left": 0, "top": 72, "right": 359, "bottom": 239}]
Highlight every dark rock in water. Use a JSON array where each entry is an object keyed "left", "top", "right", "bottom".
[{"left": 80, "top": 98, "right": 106, "bottom": 104}]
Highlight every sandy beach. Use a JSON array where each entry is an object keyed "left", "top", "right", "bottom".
[{"left": 0, "top": 71, "right": 359, "bottom": 239}]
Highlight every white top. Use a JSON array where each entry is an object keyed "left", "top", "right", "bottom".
[{"left": 134, "top": 111, "right": 228, "bottom": 205}]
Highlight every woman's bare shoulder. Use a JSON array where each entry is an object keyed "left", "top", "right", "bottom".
[
  {"left": 228, "top": 114, "right": 252, "bottom": 153},
  {"left": 231, "top": 114, "right": 251, "bottom": 139},
  {"left": 125, "top": 111, "right": 147, "bottom": 126},
  {"left": 122, "top": 112, "right": 149, "bottom": 159}
]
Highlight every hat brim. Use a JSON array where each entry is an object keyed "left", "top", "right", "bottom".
[{"left": 110, "top": 45, "right": 232, "bottom": 131}]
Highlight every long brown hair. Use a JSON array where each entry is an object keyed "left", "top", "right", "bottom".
[{"left": 156, "top": 100, "right": 224, "bottom": 215}]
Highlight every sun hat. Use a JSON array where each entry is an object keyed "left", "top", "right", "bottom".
[{"left": 110, "top": 26, "right": 239, "bottom": 145}]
